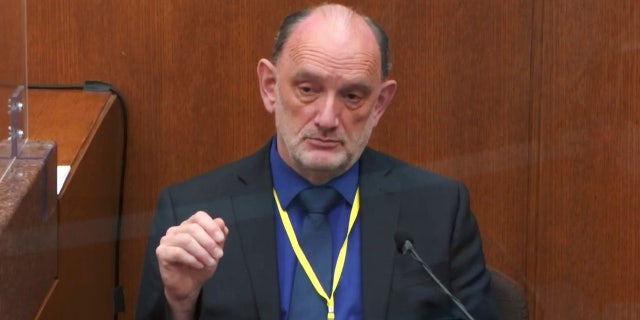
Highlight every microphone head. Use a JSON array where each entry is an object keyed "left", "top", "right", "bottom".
[{"left": 393, "top": 231, "right": 414, "bottom": 254}]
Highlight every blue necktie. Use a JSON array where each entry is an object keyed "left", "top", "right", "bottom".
[{"left": 288, "top": 186, "right": 342, "bottom": 320}]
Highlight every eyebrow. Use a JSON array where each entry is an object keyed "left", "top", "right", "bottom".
[
  {"left": 291, "top": 70, "right": 373, "bottom": 94},
  {"left": 339, "top": 83, "right": 372, "bottom": 96},
  {"left": 291, "top": 70, "right": 322, "bottom": 83}
]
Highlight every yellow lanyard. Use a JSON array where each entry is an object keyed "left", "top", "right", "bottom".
[{"left": 273, "top": 187, "right": 360, "bottom": 320}]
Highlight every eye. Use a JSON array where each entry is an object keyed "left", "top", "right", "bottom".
[
  {"left": 343, "top": 92, "right": 363, "bottom": 106},
  {"left": 295, "top": 83, "right": 319, "bottom": 102},
  {"left": 346, "top": 93, "right": 361, "bottom": 101},
  {"left": 299, "top": 85, "right": 313, "bottom": 94},
  {"left": 339, "top": 84, "right": 370, "bottom": 108}
]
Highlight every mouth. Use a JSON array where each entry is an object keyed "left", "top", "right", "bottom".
[{"left": 306, "top": 137, "right": 341, "bottom": 149}]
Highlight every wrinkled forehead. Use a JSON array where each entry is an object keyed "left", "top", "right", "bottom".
[{"left": 281, "top": 11, "right": 382, "bottom": 79}]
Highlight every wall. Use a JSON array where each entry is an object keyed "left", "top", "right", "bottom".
[
  {"left": 528, "top": 1, "right": 640, "bottom": 318},
  {"left": 0, "top": 0, "right": 27, "bottom": 157},
  {"left": 26, "top": 0, "right": 640, "bottom": 319}
]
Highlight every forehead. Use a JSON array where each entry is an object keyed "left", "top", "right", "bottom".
[{"left": 280, "top": 12, "right": 381, "bottom": 80}]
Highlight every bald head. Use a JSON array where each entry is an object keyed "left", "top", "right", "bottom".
[
  {"left": 271, "top": 4, "right": 391, "bottom": 78},
  {"left": 256, "top": 4, "right": 398, "bottom": 184}
]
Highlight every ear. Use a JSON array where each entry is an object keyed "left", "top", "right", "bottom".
[
  {"left": 370, "top": 79, "right": 397, "bottom": 126},
  {"left": 257, "top": 58, "right": 278, "bottom": 113}
]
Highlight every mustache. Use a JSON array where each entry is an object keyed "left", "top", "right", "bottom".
[{"left": 300, "top": 130, "right": 345, "bottom": 142}]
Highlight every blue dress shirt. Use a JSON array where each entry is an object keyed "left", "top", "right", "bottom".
[{"left": 269, "top": 138, "right": 363, "bottom": 320}]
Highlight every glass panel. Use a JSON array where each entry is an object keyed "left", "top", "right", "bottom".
[{"left": 0, "top": 0, "right": 27, "bottom": 182}]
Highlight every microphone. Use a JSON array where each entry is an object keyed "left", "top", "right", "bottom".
[{"left": 393, "top": 232, "right": 476, "bottom": 320}]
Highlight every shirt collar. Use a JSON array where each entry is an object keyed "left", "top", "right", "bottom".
[{"left": 269, "top": 136, "right": 359, "bottom": 209}]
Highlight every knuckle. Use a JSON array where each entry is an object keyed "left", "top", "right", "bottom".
[
  {"left": 166, "top": 225, "right": 179, "bottom": 235},
  {"left": 182, "top": 223, "right": 199, "bottom": 234}
]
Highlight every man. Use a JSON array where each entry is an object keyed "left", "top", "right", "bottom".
[{"left": 137, "top": 3, "right": 499, "bottom": 320}]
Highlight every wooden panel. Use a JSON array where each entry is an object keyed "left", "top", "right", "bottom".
[
  {"left": 0, "top": 0, "right": 26, "bottom": 84},
  {"left": 26, "top": 90, "right": 124, "bottom": 319},
  {"left": 0, "top": 0, "right": 26, "bottom": 145},
  {"left": 533, "top": 1, "right": 640, "bottom": 319},
  {"left": 28, "top": 90, "right": 112, "bottom": 165},
  {"left": 27, "top": 1, "right": 532, "bottom": 319},
  {"left": 362, "top": 1, "right": 533, "bottom": 284},
  {"left": 0, "top": 88, "right": 11, "bottom": 156}
]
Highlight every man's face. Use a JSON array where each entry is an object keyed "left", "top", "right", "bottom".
[{"left": 259, "top": 13, "right": 396, "bottom": 184}]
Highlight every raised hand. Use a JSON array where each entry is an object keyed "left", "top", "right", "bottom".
[{"left": 155, "top": 211, "right": 228, "bottom": 320}]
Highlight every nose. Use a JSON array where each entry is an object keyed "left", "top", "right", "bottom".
[{"left": 314, "top": 95, "right": 339, "bottom": 128}]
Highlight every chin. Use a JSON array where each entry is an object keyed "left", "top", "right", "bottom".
[{"left": 298, "top": 153, "right": 350, "bottom": 174}]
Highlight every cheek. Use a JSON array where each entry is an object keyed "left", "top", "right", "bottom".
[
  {"left": 277, "top": 97, "right": 315, "bottom": 132},
  {"left": 343, "top": 108, "right": 376, "bottom": 133},
  {"left": 279, "top": 86, "right": 305, "bottom": 113}
]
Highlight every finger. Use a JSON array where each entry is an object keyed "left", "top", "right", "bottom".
[
  {"left": 156, "top": 244, "right": 206, "bottom": 269},
  {"left": 160, "top": 232, "right": 217, "bottom": 267},
  {"left": 213, "top": 218, "right": 229, "bottom": 237},
  {"left": 188, "top": 212, "right": 227, "bottom": 245},
  {"left": 180, "top": 222, "right": 223, "bottom": 260},
  {"left": 211, "top": 218, "right": 228, "bottom": 243},
  {"left": 188, "top": 210, "right": 214, "bottom": 224}
]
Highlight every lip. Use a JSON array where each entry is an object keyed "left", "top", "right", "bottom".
[{"left": 306, "top": 137, "right": 340, "bottom": 149}]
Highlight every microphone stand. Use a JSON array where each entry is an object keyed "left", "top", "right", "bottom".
[{"left": 401, "top": 240, "right": 476, "bottom": 320}]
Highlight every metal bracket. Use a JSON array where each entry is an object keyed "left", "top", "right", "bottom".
[{"left": 7, "top": 85, "right": 26, "bottom": 157}]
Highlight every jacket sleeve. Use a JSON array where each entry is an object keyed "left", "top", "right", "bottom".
[
  {"left": 135, "top": 188, "right": 181, "bottom": 320},
  {"left": 449, "top": 182, "right": 501, "bottom": 319}
]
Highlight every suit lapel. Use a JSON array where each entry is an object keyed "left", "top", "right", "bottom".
[
  {"left": 228, "top": 145, "right": 401, "bottom": 319},
  {"left": 229, "top": 143, "right": 280, "bottom": 320},
  {"left": 232, "top": 191, "right": 280, "bottom": 320},
  {"left": 359, "top": 149, "right": 400, "bottom": 319}
]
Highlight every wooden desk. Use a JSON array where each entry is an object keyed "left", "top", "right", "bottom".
[
  {"left": 0, "top": 141, "right": 57, "bottom": 320},
  {"left": 27, "top": 89, "right": 125, "bottom": 319}
]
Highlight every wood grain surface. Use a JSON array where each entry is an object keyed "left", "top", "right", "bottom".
[{"left": 24, "top": 1, "right": 640, "bottom": 319}]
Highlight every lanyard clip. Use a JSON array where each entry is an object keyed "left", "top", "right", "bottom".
[{"left": 327, "top": 305, "right": 335, "bottom": 319}]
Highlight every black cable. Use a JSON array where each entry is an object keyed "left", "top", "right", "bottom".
[
  {"left": 28, "top": 81, "right": 128, "bottom": 316},
  {"left": 27, "top": 83, "right": 84, "bottom": 90}
]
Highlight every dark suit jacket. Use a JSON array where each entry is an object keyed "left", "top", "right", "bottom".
[{"left": 136, "top": 142, "right": 500, "bottom": 319}]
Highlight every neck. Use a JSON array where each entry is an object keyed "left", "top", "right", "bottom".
[{"left": 297, "top": 169, "right": 344, "bottom": 186}]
